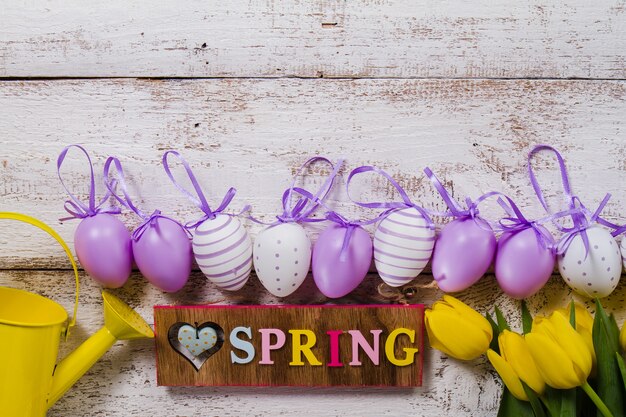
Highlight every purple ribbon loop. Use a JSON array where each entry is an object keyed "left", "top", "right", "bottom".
[
  {"left": 496, "top": 195, "right": 556, "bottom": 251},
  {"left": 612, "top": 223, "right": 626, "bottom": 238},
  {"left": 423, "top": 167, "right": 501, "bottom": 232},
  {"left": 103, "top": 156, "right": 186, "bottom": 241},
  {"left": 527, "top": 145, "right": 617, "bottom": 257},
  {"left": 162, "top": 151, "right": 239, "bottom": 230},
  {"left": 275, "top": 157, "right": 344, "bottom": 224},
  {"left": 347, "top": 165, "right": 435, "bottom": 229},
  {"left": 57, "top": 144, "right": 121, "bottom": 221}
]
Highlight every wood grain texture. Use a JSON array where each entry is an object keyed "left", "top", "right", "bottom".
[
  {"left": 0, "top": 269, "right": 624, "bottom": 416},
  {"left": 1, "top": 1, "right": 625, "bottom": 415},
  {"left": 0, "top": 78, "right": 624, "bottom": 269},
  {"left": 1, "top": 0, "right": 625, "bottom": 79},
  {"left": 155, "top": 305, "right": 423, "bottom": 387}
]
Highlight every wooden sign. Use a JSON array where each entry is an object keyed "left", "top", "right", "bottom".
[{"left": 154, "top": 304, "right": 424, "bottom": 387}]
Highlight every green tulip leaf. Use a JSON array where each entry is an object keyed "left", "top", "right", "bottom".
[
  {"left": 592, "top": 299, "right": 623, "bottom": 417},
  {"left": 485, "top": 312, "right": 500, "bottom": 354},
  {"left": 522, "top": 301, "right": 533, "bottom": 334},
  {"left": 497, "top": 387, "right": 535, "bottom": 417},
  {"left": 522, "top": 381, "right": 547, "bottom": 417},
  {"left": 615, "top": 353, "right": 626, "bottom": 397},
  {"left": 495, "top": 306, "right": 511, "bottom": 333},
  {"left": 570, "top": 301, "right": 576, "bottom": 328},
  {"left": 559, "top": 387, "right": 577, "bottom": 417}
]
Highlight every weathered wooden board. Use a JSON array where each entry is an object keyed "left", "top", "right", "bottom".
[
  {"left": 1, "top": 269, "right": 624, "bottom": 416},
  {"left": 1, "top": 0, "right": 625, "bottom": 79},
  {"left": 154, "top": 305, "right": 424, "bottom": 387},
  {"left": 0, "top": 79, "right": 624, "bottom": 269}
]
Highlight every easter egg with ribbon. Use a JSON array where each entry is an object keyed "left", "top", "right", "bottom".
[
  {"left": 254, "top": 222, "right": 311, "bottom": 297},
  {"left": 193, "top": 214, "right": 252, "bottom": 291},
  {"left": 528, "top": 145, "right": 622, "bottom": 298},
  {"left": 558, "top": 225, "right": 621, "bottom": 298},
  {"left": 425, "top": 168, "right": 496, "bottom": 293},
  {"left": 104, "top": 156, "right": 192, "bottom": 293},
  {"left": 312, "top": 214, "right": 373, "bottom": 298},
  {"left": 494, "top": 196, "right": 555, "bottom": 299},
  {"left": 431, "top": 217, "right": 496, "bottom": 292},
  {"left": 58, "top": 145, "right": 132, "bottom": 288},
  {"left": 253, "top": 157, "right": 343, "bottom": 297},
  {"left": 374, "top": 207, "right": 435, "bottom": 287},
  {"left": 346, "top": 166, "right": 435, "bottom": 288},
  {"left": 164, "top": 151, "right": 252, "bottom": 291}
]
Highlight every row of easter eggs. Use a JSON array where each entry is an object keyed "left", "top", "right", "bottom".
[{"left": 76, "top": 204, "right": 626, "bottom": 300}]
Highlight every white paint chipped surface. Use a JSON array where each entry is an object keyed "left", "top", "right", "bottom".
[
  {"left": 0, "top": 1, "right": 625, "bottom": 416},
  {"left": 1, "top": 0, "right": 625, "bottom": 79}
]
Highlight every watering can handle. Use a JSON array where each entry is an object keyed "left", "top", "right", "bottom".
[{"left": 0, "top": 212, "right": 80, "bottom": 339}]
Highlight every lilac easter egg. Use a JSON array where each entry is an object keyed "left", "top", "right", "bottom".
[
  {"left": 431, "top": 217, "right": 496, "bottom": 292},
  {"left": 132, "top": 217, "right": 192, "bottom": 293},
  {"left": 312, "top": 224, "right": 373, "bottom": 298},
  {"left": 74, "top": 213, "right": 133, "bottom": 288},
  {"left": 495, "top": 226, "right": 555, "bottom": 299}
]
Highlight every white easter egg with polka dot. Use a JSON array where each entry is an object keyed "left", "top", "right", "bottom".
[
  {"left": 253, "top": 223, "right": 311, "bottom": 297},
  {"left": 192, "top": 214, "right": 253, "bottom": 291},
  {"left": 558, "top": 225, "right": 621, "bottom": 298},
  {"left": 374, "top": 207, "right": 435, "bottom": 287}
]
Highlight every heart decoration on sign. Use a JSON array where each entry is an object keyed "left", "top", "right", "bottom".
[{"left": 168, "top": 321, "right": 224, "bottom": 371}]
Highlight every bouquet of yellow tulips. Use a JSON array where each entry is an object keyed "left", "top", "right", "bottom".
[{"left": 425, "top": 296, "right": 626, "bottom": 417}]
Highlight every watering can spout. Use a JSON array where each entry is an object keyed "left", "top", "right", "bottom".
[{"left": 48, "top": 291, "right": 154, "bottom": 409}]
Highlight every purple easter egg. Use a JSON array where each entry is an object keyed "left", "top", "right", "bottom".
[
  {"left": 132, "top": 217, "right": 193, "bottom": 293},
  {"left": 431, "top": 217, "right": 496, "bottom": 292},
  {"left": 74, "top": 213, "right": 133, "bottom": 288},
  {"left": 495, "top": 226, "right": 555, "bottom": 299},
  {"left": 312, "top": 224, "right": 373, "bottom": 298}
]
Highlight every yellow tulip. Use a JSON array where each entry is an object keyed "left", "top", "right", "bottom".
[
  {"left": 620, "top": 321, "right": 626, "bottom": 353},
  {"left": 487, "top": 349, "right": 528, "bottom": 401},
  {"left": 557, "top": 303, "right": 596, "bottom": 367},
  {"left": 526, "top": 311, "right": 593, "bottom": 389},
  {"left": 425, "top": 295, "right": 493, "bottom": 360},
  {"left": 487, "top": 330, "right": 545, "bottom": 401}
]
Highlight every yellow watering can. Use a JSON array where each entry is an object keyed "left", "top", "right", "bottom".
[{"left": 0, "top": 212, "right": 154, "bottom": 416}]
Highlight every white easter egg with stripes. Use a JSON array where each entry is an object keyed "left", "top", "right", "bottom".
[
  {"left": 374, "top": 207, "right": 435, "bottom": 287},
  {"left": 192, "top": 214, "right": 252, "bottom": 291},
  {"left": 253, "top": 223, "right": 312, "bottom": 297}
]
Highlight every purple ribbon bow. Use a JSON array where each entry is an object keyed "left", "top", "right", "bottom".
[
  {"left": 57, "top": 144, "right": 121, "bottom": 221},
  {"left": 423, "top": 167, "right": 500, "bottom": 231},
  {"left": 163, "top": 150, "right": 243, "bottom": 230},
  {"left": 274, "top": 157, "right": 344, "bottom": 224},
  {"left": 103, "top": 156, "right": 186, "bottom": 241},
  {"left": 324, "top": 210, "right": 362, "bottom": 262},
  {"left": 347, "top": 165, "right": 435, "bottom": 229},
  {"left": 528, "top": 144, "right": 619, "bottom": 257},
  {"left": 496, "top": 195, "right": 556, "bottom": 251}
]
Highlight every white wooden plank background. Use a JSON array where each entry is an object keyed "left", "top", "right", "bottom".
[
  {"left": 1, "top": 0, "right": 625, "bottom": 79},
  {"left": 0, "top": 1, "right": 625, "bottom": 416},
  {"left": 0, "top": 79, "right": 624, "bottom": 268}
]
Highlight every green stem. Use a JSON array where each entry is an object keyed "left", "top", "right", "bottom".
[{"left": 581, "top": 381, "right": 614, "bottom": 417}]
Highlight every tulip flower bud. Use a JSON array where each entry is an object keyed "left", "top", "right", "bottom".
[
  {"left": 526, "top": 311, "right": 593, "bottom": 389},
  {"left": 425, "top": 295, "right": 492, "bottom": 360},
  {"left": 557, "top": 303, "right": 596, "bottom": 367}
]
